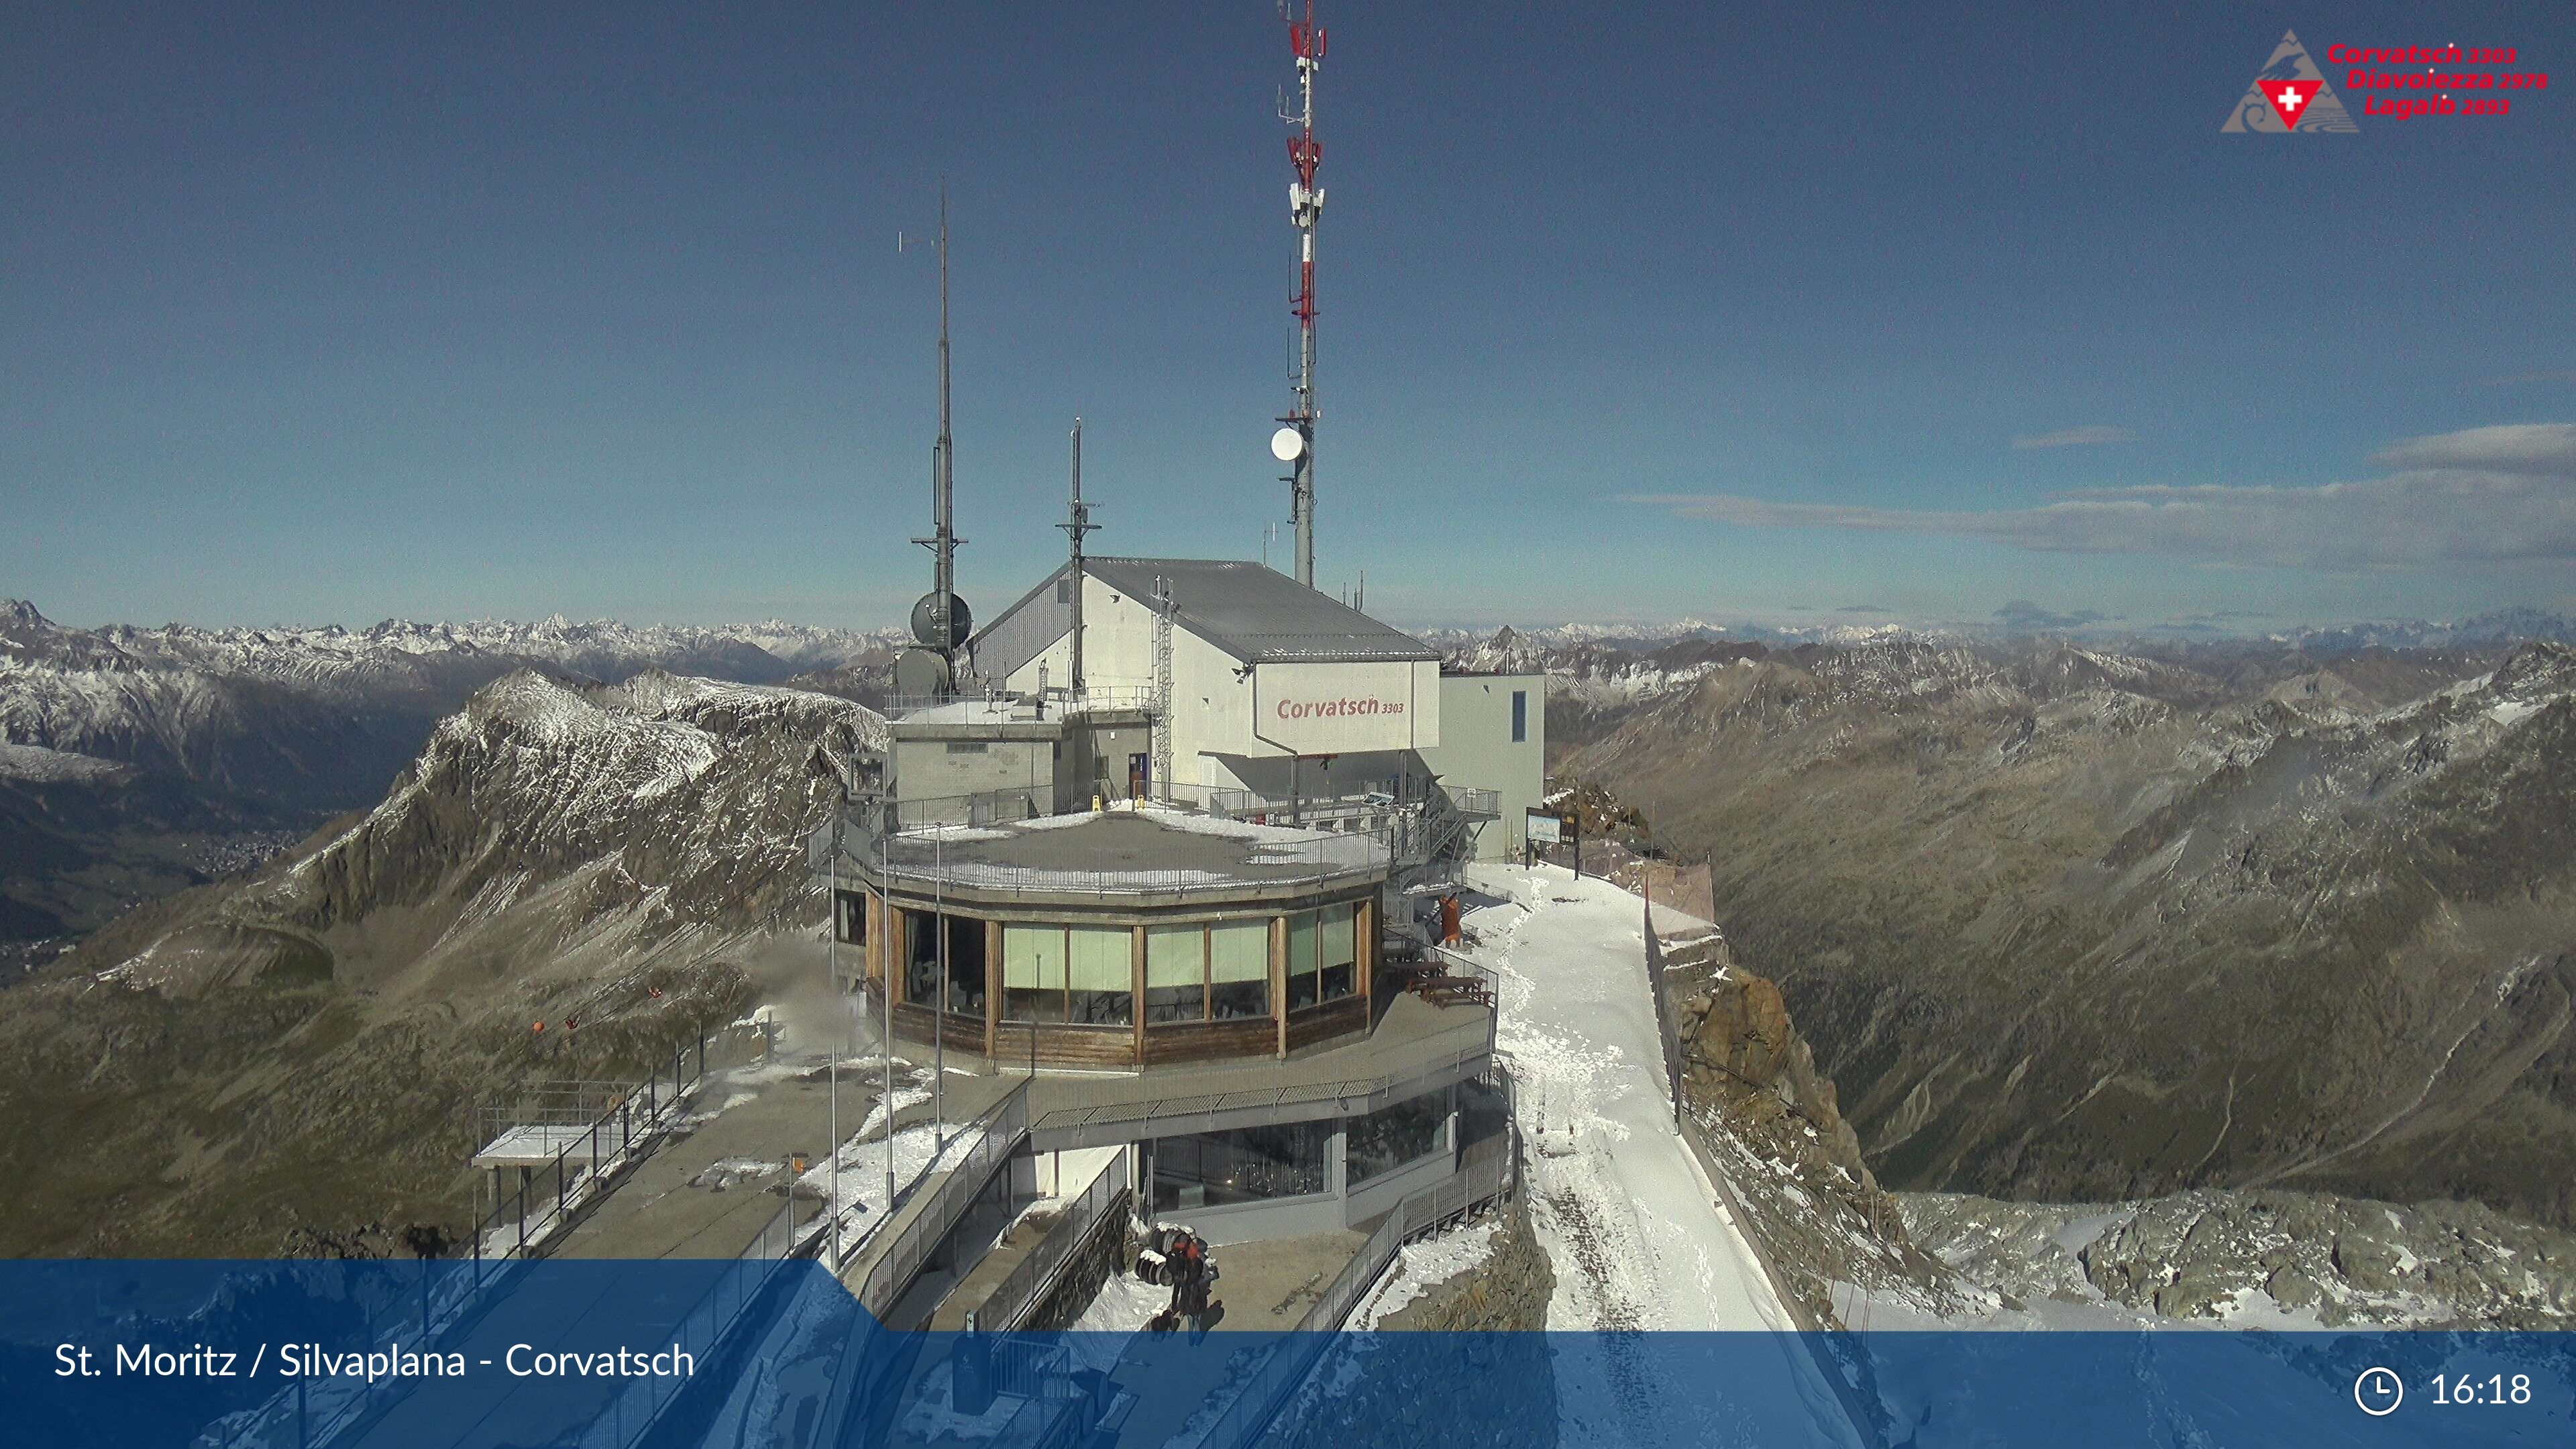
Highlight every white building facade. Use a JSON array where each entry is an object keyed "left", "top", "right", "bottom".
[{"left": 969, "top": 557, "right": 1470, "bottom": 804}]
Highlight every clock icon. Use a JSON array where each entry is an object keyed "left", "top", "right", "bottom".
[{"left": 2355, "top": 1366, "right": 2404, "bottom": 1417}]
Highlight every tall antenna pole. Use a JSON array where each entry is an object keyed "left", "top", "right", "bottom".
[
  {"left": 912, "top": 186, "right": 965, "bottom": 678},
  {"left": 935, "top": 187, "right": 955, "bottom": 614},
  {"left": 1058, "top": 420, "right": 1098, "bottom": 694},
  {"left": 1279, "top": 0, "right": 1326, "bottom": 589}
]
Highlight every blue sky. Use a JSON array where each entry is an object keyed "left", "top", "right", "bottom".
[{"left": 5, "top": 3, "right": 2572, "bottom": 635}]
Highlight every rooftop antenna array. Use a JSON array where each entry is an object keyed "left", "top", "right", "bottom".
[
  {"left": 1268, "top": 0, "right": 1326, "bottom": 590},
  {"left": 1058, "top": 419, "right": 1099, "bottom": 692},
  {"left": 901, "top": 188, "right": 972, "bottom": 698}
]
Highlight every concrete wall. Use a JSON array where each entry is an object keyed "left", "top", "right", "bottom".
[
  {"left": 1417, "top": 673, "right": 1546, "bottom": 861},
  {"left": 891, "top": 735, "right": 1055, "bottom": 808},
  {"left": 1065, "top": 720, "right": 1152, "bottom": 800}
]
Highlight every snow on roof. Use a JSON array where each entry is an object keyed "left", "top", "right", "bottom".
[{"left": 968, "top": 557, "right": 1438, "bottom": 674}]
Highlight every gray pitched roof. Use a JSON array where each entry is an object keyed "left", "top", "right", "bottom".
[{"left": 968, "top": 557, "right": 1437, "bottom": 679}]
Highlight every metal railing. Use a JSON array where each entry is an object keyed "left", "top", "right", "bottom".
[
  {"left": 818, "top": 773, "right": 1492, "bottom": 893},
  {"left": 564, "top": 1196, "right": 812, "bottom": 1449},
  {"left": 881, "top": 684, "right": 1159, "bottom": 720},
  {"left": 1175, "top": 1070, "right": 1521, "bottom": 1449},
  {"left": 1028, "top": 1012, "right": 1497, "bottom": 1150},
  {"left": 472, "top": 1035, "right": 710, "bottom": 1263},
  {"left": 855, "top": 1083, "right": 1034, "bottom": 1322},
  {"left": 833, "top": 796, "right": 1393, "bottom": 898},
  {"left": 196, "top": 1039, "right": 714, "bottom": 1448},
  {"left": 970, "top": 1146, "right": 1134, "bottom": 1332}
]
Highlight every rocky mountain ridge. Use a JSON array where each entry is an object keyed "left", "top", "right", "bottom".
[
  {"left": 0, "top": 600, "right": 896, "bottom": 951},
  {"left": 1553, "top": 629, "right": 2576, "bottom": 1234},
  {"left": 0, "top": 667, "right": 879, "bottom": 1254}
]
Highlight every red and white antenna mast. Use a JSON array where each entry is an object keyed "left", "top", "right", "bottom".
[{"left": 1270, "top": 0, "right": 1326, "bottom": 589}]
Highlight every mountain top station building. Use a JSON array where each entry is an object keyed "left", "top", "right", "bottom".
[{"left": 807, "top": 557, "right": 1539, "bottom": 1249}]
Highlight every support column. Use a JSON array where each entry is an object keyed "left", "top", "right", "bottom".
[
  {"left": 985, "top": 918, "right": 1002, "bottom": 1057},
  {"left": 865, "top": 890, "right": 885, "bottom": 988},
  {"left": 1356, "top": 894, "right": 1375, "bottom": 1012},
  {"left": 1272, "top": 914, "right": 1289, "bottom": 1061},
  {"left": 1132, "top": 925, "right": 1148, "bottom": 1066}
]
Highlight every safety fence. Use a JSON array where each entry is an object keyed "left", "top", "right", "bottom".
[
  {"left": 472, "top": 1035, "right": 710, "bottom": 1263},
  {"left": 561, "top": 1196, "right": 812, "bottom": 1449},
  {"left": 1175, "top": 1069, "right": 1522, "bottom": 1449},
  {"left": 197, "top": 1038, "right": 713, "bottom": 1449},
  {"left": 969, "top": 1146, "right": 1134, "bottom": 1333},
  {"left": 854, "top": 1083, "right": 1033, "bottom": 1323},
  {"left": 820, "top": 777, "right": 1501, "bottom": 897},
  {"left": 1028, "top": 1011, "right": 1497, "bottom": 1151}
]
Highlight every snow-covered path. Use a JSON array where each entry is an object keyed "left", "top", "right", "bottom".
[{"left": 1462, "top": 863, "right": 1854, "bottom": 1448}]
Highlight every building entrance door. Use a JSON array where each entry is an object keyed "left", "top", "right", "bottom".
[{"left": 1128, "top": 752, "right": 1150, "bottom": 799}]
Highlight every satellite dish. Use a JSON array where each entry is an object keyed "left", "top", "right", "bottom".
[
  {"left": 1270, "top": 426, "right": 1305, "bottom": 463},
  {"left": 894, "top": 647, "right": 953, "bottom": 698},
  {"left": 909, "top": 592, "right": 974, "bottom": 649}
]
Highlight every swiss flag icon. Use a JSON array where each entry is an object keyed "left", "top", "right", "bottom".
[{"left": 2264, "top": 80, "right": 2322, "bottom": 129}]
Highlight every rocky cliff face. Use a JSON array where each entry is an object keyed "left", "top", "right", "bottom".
[
  {"left": 0, "top": 669, "right": 880, "bottom": 1256},
  {"left": 1568, "top": 635, "right": 2576, "bottom": 1232},
  {"left": 1901, "top": 1189, "right": 2576, "bottom": 1330},
  {"left": 1664, "top": 934, "right": 1974, "bottom": 1326},
  {"left": 1666, "top": 927, "right": 2576, "bottom": 1330}
]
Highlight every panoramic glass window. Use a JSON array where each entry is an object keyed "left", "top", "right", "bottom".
[
  {"left": 1319, "top": 900, "right": 1358, "bottom": 1002},
  {"left": 1067, "top": 924, "right": 1132, "bottom": 1026},
  {"left": 1346, "top": 1087, "right": 1449, "bottom": 1186},
  {"left": 1002, "top": 922, "right": 1067, "bottom": 1023},
  {"left": 902, "top": 908, "right": 940, "bottom": 1007},
  {"left": 1145, "top": 922, "right": 1206, "bottom": 1023},
  {"left": 1148, "top": 1119, "right": 1330, "bottom": 1212},
  {"left": 1209, "top": 918, "right": 1270, "bottom": 1019},
  {"left": 942, "top": 913, "right": 985, "bottom": 1016},
  {"left": 1285, "top": 908, "right": 1320, "bottom": 1011}
]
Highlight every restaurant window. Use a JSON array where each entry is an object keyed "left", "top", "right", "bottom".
[
  {"left": 1511, "top": 689, "right": 1527, "bottom": 743},
  {"left": 1068, "top": 925, "right": 1132, "bottom": 1026},
  {"left": 1002, "top": 923, "right": 1067, "bottom": 1022},
  {"left": 833, "top": 889, "right": 867, "bottom": 945},
  {"left": 1320, "top": 901, "right": 1358, "bottom": 1002},
  {"left": 1146, "top": 923, "right": 1207, "bottom": 1024},
  {"left": 1149, "top": 1120, "right": 1330, "bottom": 1212},
  {"left": 1346, "top": 1088, "right": 1449, "bottom": 1187},
  {"left": 1210, "top": 918, "right": 1270, "bottom": 1019},
  {"left": 1285, "top": 910, "right": 1320, "bottom": 1012},
  {"left": 905, "top": 910, "right": 984, "bottom": 1014}
]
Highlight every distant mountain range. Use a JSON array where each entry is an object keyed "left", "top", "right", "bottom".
[
  {"left": 1411, "top": 605, "right": 2576, "bottom": 656},
  {"left": 0, "top": 599, "right": 896, "bottom": 950}
]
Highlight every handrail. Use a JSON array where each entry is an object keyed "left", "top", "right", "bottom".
[
  {"left": 1177, "top": 1070, "right": 1520, "bottom": 1449},
  {"left": 1028, "top": 1012, "right": 1496, "bottom": 1148},
  {"left": 854, "top": 1083, "right": 1034, "bottom": 1322},
  {"left": 562, "top": 1195, "right": 813, "bottom": 1449},
  {"left": 969, "top": 1144, "right": 1134, "bottom": 1332},
  {"left": 471, "top": 1034, "right": 711, "bottom": 1264}
]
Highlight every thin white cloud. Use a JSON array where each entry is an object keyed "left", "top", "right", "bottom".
[
  {"left": 2010, "top": 425, "right": 2137, "bottom": 450},
  {"left": 1631, "top": 423, "right": 2576, "bottom": 570}
]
